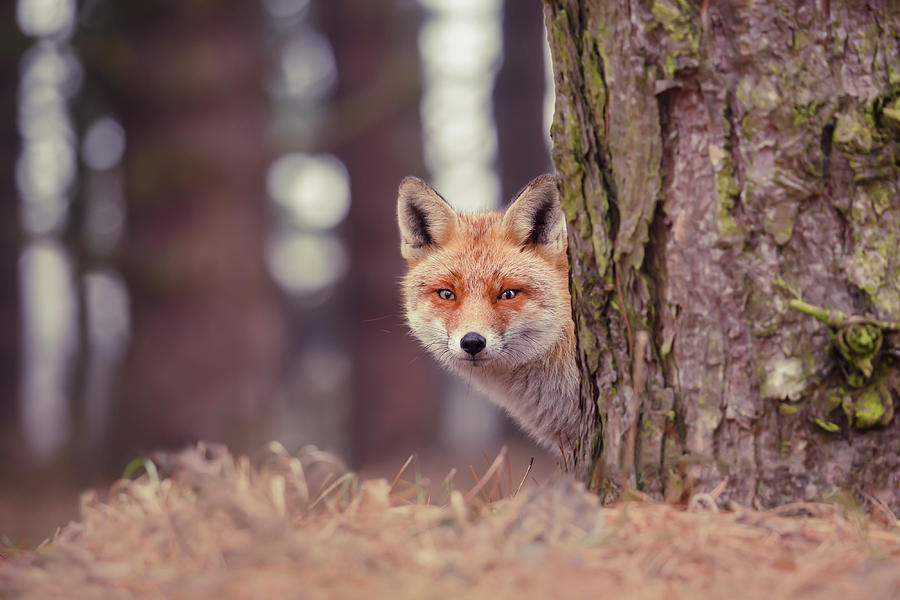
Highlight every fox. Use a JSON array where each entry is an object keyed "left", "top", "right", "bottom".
[{"left": 397, "top": 174, "right": 580, "bottom": 449}]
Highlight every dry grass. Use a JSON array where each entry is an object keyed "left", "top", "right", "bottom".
[{"left": 2, "top": 442, "right": 899, "bottom": 599}]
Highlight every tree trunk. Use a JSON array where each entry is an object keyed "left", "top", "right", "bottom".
[
  {"left": 546, "top": 0, "right": 900, "bottom": 510},
  {"left": 80, "top": 2, "right": 286, "bottom": 465},
  {"left": 320, "top": 0, "right": 443, "bottom": 463},
  {"left": 494, "top": 0, "right": 553, "bottom": 202},
  {"left": 0, "top": 10, "right": 27, "bottom": 454}
]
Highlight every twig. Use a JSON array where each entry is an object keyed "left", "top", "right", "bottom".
[{"left": 514, "top": 458, "right": 535, "bottom": 498}]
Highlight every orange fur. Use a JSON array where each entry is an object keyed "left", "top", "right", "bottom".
[{"left": 398, "top": 175, "right": 580, "bottom": 449}]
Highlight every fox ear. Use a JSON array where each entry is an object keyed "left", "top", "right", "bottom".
[
  {"left": 397, "top": 176, "right": 459, "bottom": 262},
  {"left": 501, "top": 175, "right": 566, "bottom": 254}
]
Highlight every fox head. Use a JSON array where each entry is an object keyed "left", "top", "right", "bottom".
[{"left": 397, "top": 175, "right": 571, "bottom": 372}]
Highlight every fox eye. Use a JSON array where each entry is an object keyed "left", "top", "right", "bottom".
[
  {"left": 436, "top": 289, "right": 455, "bottom": 301},
  {"left": 499, "top": 289, "right": 519, "bottom": 300}
]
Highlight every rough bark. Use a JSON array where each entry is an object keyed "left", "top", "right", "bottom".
[{"left": 546, "top": 0, "right": 900, "bottom": 510}]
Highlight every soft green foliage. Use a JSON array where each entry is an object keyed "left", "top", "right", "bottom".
[{"left": 122, "top": 458, "right": 160, "bottom": 483}]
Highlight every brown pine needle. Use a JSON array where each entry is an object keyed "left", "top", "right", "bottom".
[
  {"left": 514, "top": 457, "right": 534, "bottom": 497},
  {"left": 389, "top": 454, "right": 415, "bottom": 495},
  {"left": 482, "top": 450, "right": 505, "bottom": 498},
  {"left": 464, "top": 446, "right": 508, "bottom": 503},
  {"left": 505, "top": 454, "right": 512, "bottom": 499},
  {"left": 14, "top": 443, "right": 900, "bottom": 600},
  {"left": 480, "top": 451, "right": 495, "bottom": 495},
  {"left": 468, "top": 465, "right": 489, "bottom": 502},
  {"left": 441, "top": 467, "right": 457, "bottom": 488}
]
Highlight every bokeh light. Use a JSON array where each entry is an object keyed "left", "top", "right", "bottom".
[
  {"left": 82, "top": 270, "right": 131, "bottom": 448},
  {"left": 19, "top": 240, "right": 77, "bottom": 464},
  {"left": 15, "top": 0, "right": 84, "bottom": 467},
  {"left": 83, "top": 172, "right": 126, "bottom": 255},
  {"left": 417, "top": 0, "right": 502, "bottom": 213},
  {"left": 266, "top": 153, "right": 351, "bottom": 230},
  {"left": 419, "top": 13, "right": 501, "bottom": 78},
  {"left": 84, "top": 270, "right": 131, "bottom": 358},
  {"left": 417, "top": 0, "right": 504, "bottom": 444},
  {"left": 82, "top": 116, "right": 126, "bottom": 171},
  {"left": 270, "top": 28, "right": 337, "bottom": 101},
  {"left": 266, "top": 231, "right": 349, "bottom": 297},
  {"left": 16, "top": 0, "right": 75, "bottom": 39},
  {"left": 16, "top": 139, "right": 75, "bottom": 235}
]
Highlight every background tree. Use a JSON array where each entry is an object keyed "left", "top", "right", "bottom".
[
  {"left": 0, "top": 7, "right": 27, "bottom": 458},
  {"left": 319, "top": 0, "right": 441, "bottom": 462},
  {"left": 546, "top": 1, "right": 900, "bottom": 510},
  {"left": 80, "top": 2, "right": 286, "bottom": 465}
]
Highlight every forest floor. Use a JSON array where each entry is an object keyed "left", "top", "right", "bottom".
[{"left": 1, "top": 442, "right": 899, "bottom": 600}]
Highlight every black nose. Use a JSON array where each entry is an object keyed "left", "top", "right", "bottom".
[{"left": 460, "top": 332, "right": 486, "bottom": 356}]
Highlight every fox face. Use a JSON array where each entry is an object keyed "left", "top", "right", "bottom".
[{"left": 397, "top": 175, "right": 571, "bottom": 376}]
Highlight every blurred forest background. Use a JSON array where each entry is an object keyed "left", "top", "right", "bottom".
[{"left": 1, "top": 0, "right": 554, "bottom": 543}]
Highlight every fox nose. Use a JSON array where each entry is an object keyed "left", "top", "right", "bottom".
[{"left": 460, "top": 332, "right": 486, "bottom": 356}]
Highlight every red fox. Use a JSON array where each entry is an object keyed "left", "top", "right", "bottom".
[{"left": 397, "top": 174, "right": 580, "bottom": 449}]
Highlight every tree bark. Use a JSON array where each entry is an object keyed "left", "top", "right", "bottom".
[{"left": 546, "top": 0, "right": 900, "bottom": 510}]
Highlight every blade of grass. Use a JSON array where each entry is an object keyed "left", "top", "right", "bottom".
[
  {"left": 389, "top": 454, "right": 415, "bottom": 495},
  {"left": 122, "top": 458, "right": 159, "bottom": 485}
]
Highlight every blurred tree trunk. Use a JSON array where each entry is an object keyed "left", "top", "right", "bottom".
[
  {"left": 494, "top": 0, "right": 552, "bottom": 202},
  {"left": 0, "top": 12, "right": 27, "bottom": 447},
  {"left": 80, "top": 2, "right": 285, "bottom": 465},
  {"left": 546, "top": 1, "right": 900, "bottom": 510},
  {"left": 321, "top": 1, "right": 441, "bottom": 463}
]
